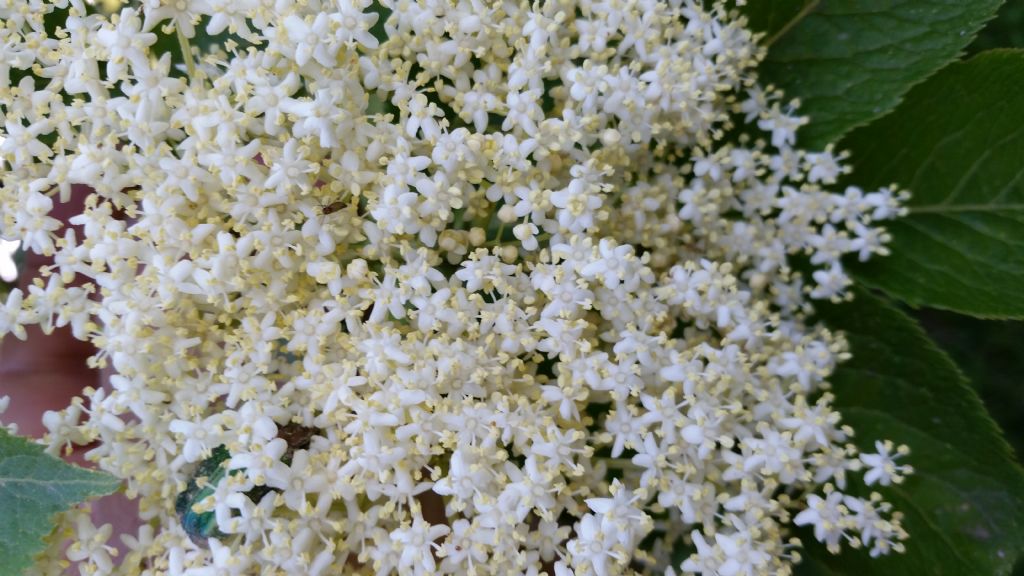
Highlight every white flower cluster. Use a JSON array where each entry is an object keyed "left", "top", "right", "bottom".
[{"left": 1, "top": 0, "right": 914, "bottom": 574}]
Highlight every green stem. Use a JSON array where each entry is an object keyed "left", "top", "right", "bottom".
[
  {"left": 595, "top": 457, "right": 637, "bottom": 470},
  {"left": 763, "top": 0, "right": 820, "bottom": 48},
  {"left": 177, "top": 27, "right": 197, "bottom": 79},
  {"left": 908, "top": 203, "right": 1024, "bottom": 214},
  {"left": 481, "top": 233, "right": 551, "bottom": 249},
  {"left": 452, "top": 207, "right": 465, "bottom": 230}
]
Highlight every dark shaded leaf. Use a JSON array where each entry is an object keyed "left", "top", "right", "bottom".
[
  {"left": 738, "top": 0, "right": 816, "bottom": 43},
  {"left": 759, "top": 0, "right": 1003, "bottom": 149},
  {"left": 843, "top": 50, "right": 1024, "bottom": 318},
  {"left": 798, "top": 290, "right": 1024, "bottom": 575}
]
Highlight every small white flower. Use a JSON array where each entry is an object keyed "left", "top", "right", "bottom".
[
  {"left": 580, "top": 239, "right": 633, "bottom": 289},
  {"left": 391, "top": 516, "right": 450, "bottom": 574},
  {"left": 330, "top": 0, "right": 380, "bottom": 49},
  {"left": 794, "top": 490, "right": 852, "bottom": 553},
  {"left": 283, "top": 13, "right": 336, "bottom": 67},
  {"left": 0, "top": 288, "right": 27, "bottom": 340},
  {"left": 405, "top": 93, "right": 444, "bottom": 140},
  {"left": 860, "top": 440, "right": 913, "bottom": 486},
  {"left": 65, "top": 514, "right": 117, "bottom": 574}
]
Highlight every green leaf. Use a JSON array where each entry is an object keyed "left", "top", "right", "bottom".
[
  {"left": 0, "top": 429, "right": 120, "bottom": 576},
  {"left": 842, "top": 50, "right": 1024, "bottom": 318},
  {"left": 736, "top": 0, "right": 817, "bottom": 44},
  {"left": 757, "top": 0, "right": 1003, "bottom": 149},
  {"left": 914, "top": 308, "right": 1024, "bottom": 459},
  {"left": 969, "top": 0, "right": 1024, "bottom": 55},
  {"left": 800, "top": 289, "right": 1024, "bottom": 575}
]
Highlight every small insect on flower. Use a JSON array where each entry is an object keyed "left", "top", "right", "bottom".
[
  {"left": 312, "top": 197, "right": 350, "bottom": 228},
  {"left": 175, "top": 445, "right": 232, "bottom": 546},
  {"left": 277, "top": 421, "right": 318, "bottom": 462},
  {"left": 176, "top": 423, "right": 320, "bottom": 546},
  {"left": 321, "top": 200, "right": 345, "bottom": 215}
]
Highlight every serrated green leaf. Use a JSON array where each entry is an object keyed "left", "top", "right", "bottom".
[
  {"left": 914, "top": 308, "right": 1024, "bottom": 459},
  {"left": 842, "top": 50, "right": 1024, "bottom": 318},
  {"left": 758, "top": 0, "right": 1003, "bottom": 149},
  {"left": 969, "top": 0, "right": 1024, "bottom": 55},
  {"left": 0, "top": 429, "right": 120, "bottom": 576},
  {"left": 799, "top": 289, "right": 1024, "bottom": 575}
]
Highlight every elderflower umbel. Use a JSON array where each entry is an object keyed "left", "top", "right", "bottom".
[{"left": 1, "top": 0, "right": 912, "bottom": 574}]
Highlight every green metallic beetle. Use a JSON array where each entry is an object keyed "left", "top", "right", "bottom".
[
  {"left": 175, "top": 444, "right": 232, "bottom": 545},
  {"left": 176, "top": 423, "right": 318, "bottom": 546}
]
